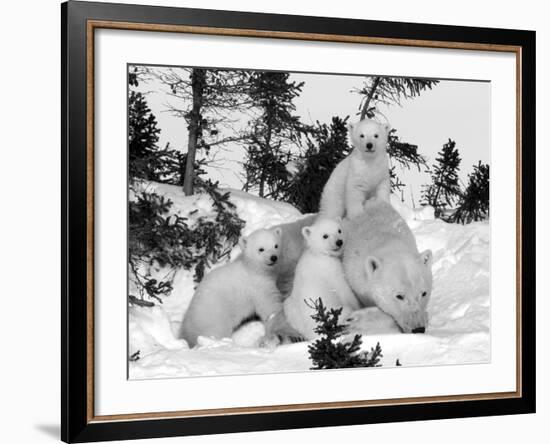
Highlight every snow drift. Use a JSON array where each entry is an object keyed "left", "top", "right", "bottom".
[{"left": 129, "top": 183, "right": 490, "bottom": 379}]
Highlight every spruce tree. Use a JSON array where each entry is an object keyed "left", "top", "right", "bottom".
[
  {"left": 448, "top": 162, "right": 489, "bottom": 224},
  {"left": 127, "top": 68, "right": 245, "bottom": 305},
  {"left": 421, "top": 139, "right": 462, "bottom": 218},
  {"left": 242, "top": 72, "right": 309, "bottom": 199},
  {"left": 128, "top": 89, "right": 160, "bottom": 173},
  {"left": 128, "top": 69, "right": 181, "bottom": 184},
  {"left": 128, "top": 88, "right": 163, "bottom": 181},
  {"left": 308, "top": 298, "right": 383, "bottom": 370}
]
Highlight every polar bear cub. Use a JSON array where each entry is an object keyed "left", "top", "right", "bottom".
[
  {"left": 320, "top": 119, "right": 391, "bottom": 219},
  {"left": 179, "top": 227, "right": 286, "bottom": 347},
  {"left": 284, "top": 218, "right": 360, "bottom": 340}
]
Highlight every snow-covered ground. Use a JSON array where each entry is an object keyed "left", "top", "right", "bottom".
[{"left": 129, "top": 183, "right": 490, "bottom": 379}]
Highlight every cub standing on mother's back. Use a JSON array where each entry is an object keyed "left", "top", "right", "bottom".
[{"left": 320, "top": 119, "right": 391, "bottom": 219}]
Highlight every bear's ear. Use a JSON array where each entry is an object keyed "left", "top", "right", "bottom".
[
  {"left": 302, "top": 226, "right": 312, "bottom": 239},
  {"left": 347, "top": 122, "right": 355, "bottom": 133},
  {"left": 273, "top": 227, "right": 282, "bottom": 237},
  {"left": 383, "top": 122, "right": 392, "bottom": 135},
  {"left": 239, "top": 236, "right": 248, "bottom": 250},
  {"left": 419, "top": 249, "right": 433, "bottom": 267},
  {"left": 364, "top": 256, "right": 381, "bottom": 278}
]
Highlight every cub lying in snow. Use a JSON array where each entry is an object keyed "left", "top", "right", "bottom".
[
  {"left": 179, "top": 227, "right": 295, "bottom": 347},
  {"left": 320, "top": 119, "right": 391, "bottom": 220},
  {"left": 343, "top": 200, "right": 433, "bottom": 334},
  {"left": 284, "top": 218, "right": 360, "bottom": 340}
]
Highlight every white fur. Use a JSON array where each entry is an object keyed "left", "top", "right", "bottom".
[
  {"left": 343, "top": 200, "right": 433, "bottom": 333},
  {"left": 320, "top": 119, "right": 391, "bottom": 219},
  {"left": 271, "top": 214, "right": 317, "bottom": 295},
  {"left": 284, "top": 218, "right": 360, "bottom": 340},
  {"left": 179, "top": 227, "right": 285, "bottom": 347},
  {"left": 343, "top": 307, "right": 401, "bottom": 335}
]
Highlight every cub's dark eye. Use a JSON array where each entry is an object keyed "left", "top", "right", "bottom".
[
  {"left": 259, "top": 248, "right": 264, "bottom": 252},
  {"left": 323, "top": 234, "right": 329, "bottom": 239},
  {"left": 274, "top": 244, "right": 278, "bottom": 249},
  {"left": 374, "top": 134, "right": 379, "bottom": 138},
  {"left": 338, "top": 229, "right": 342, "bottom": 234},
  {"left": 396, "top": 294, "right": 404, "bottom": 301},
  {"left": 422, "top": 291, "right": 427, "bottom": 297},
  {"left": 359, "top": 134, "right": 365, "bottom": 138}
]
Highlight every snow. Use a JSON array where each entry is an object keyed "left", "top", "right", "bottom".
[{"left": 129, "top": 183, "right": 490, "bottom": 379}]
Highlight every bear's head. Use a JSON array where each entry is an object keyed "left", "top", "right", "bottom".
[
  {"left": 348, "top": 119, "right": 390, "bottom": 160},
  {"left": 363, "top": 250, "right": 433, "bottom": 333},
  {"left": 302, "top": 218, "right": 345, "bottom": 257},
  {"left": 239, "top": 227, "right": 282, "bottom": 269}
]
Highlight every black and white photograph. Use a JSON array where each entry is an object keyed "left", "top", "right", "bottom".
[
  {"left": 0, "top": 0, "right": 542, "bottom": 442},
  {"left": 127, "top": 64, "right": 490, "bottom": 379}
]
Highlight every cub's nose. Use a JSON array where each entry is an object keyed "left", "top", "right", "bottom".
[
  {"left": 412, "top": 327, "right": 425, "bottom": 334},
  {"left": 270, "top": 255, "right": 278, "bottom": 263},
  {"left": 336, "top": 239, "right": 343, "bottom": 247},
  {"left": 366, "top": 142, "right": 373, "bottom": 150}
]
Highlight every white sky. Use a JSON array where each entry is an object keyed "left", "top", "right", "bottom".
[{"left": 134, "top": 68, "right": 490, "bottom": 206}]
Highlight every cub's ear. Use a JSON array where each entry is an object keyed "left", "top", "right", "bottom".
[
  {"left": 364, "top": 256, "right": 381, "bottom": 278},
  {"left": 419, "top": 249, "right": 433, "bottom": 267},
  {"left": 383, "top": 122, "right": 392, "bottom": 134},
  {"left": 302, "top": 226, "right": 312, "bottom": 239},
  {"left": 347, "top": 122, "right": 355, "bottom": 133},
  {"left": 239, "top": 236, "right": 248, "bottom": 250},
  {"left": 273, "top": 227, "right": 282, "bottom": 237}
]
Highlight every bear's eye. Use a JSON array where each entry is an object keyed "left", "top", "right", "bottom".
[
  {"left": 274, "top": 244, "right": 278, "bottom": 249},
  {"left": 374, "top": 134, "right": 379, "bottom": 138},
  {"left": 323, "top": 234, "right": 329, "bottom": 239},
  {"left": 421, "top": 291, "right": 427, "bottom": 297},
  {"left": 338, "top": 229, "right": 342, "bottom": 234},
  {"left": 396, "top": 294, "right": 404, "bottom": 301},
  {"left": 359, "top": 134, "right": 365, "bottom": 138},
  {"left": 259, "top": 248, "right": 264, "bottom": 253}
]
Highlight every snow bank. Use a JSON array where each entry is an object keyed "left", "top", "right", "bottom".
[
  {"left": 137, "top": 182, "right": 303, "bottom": 236},
  {"left": 129, "top": 185, "right": 490, "bottom": 379}
]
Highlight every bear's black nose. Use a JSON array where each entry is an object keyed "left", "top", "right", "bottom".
[
  {"left": 366, "top": 142, "right": 373, "bottom": 150},
  {"left": 270, "top": 255, "right": 278, "bottom": 263},
  {"left": 412, "top": 327, "right": 425, "bottom": 334},
  {"left": 336, "top": 239, "right": 343, "bottom": 247}
]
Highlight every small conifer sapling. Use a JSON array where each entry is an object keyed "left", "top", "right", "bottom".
[{"left": 307, "top": 298, "right": 383, "bottom": 370}]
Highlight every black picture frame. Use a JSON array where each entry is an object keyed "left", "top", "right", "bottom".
[{"left": 61, "top": 1, "right": 536, "bottom": 442}]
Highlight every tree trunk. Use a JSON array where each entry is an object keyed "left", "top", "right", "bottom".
[
  {"left": 258, "top": 124, "right": 272, "bottom": 198},
  {"left": 360, "top": 76, "right": 381, "bottom": 120},
  {"left": 259, "top": 171, "right": 265, "bottom": 197},
  {"left": 183, "top": 69, "right": 206, "bottom": 196}
]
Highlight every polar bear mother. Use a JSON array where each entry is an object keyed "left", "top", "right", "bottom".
[{"left": 343, "top": 200, "right": 433, "bottom": 333}]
